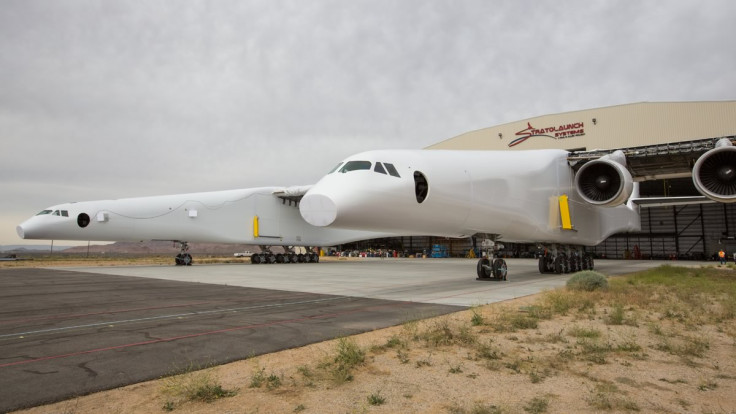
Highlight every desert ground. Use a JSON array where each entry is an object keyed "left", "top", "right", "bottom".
[{"left": 6, "top": 258, "right": 736, "bottom": 414}]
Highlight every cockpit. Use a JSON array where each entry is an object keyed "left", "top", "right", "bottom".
[
  {"left": 36, "top": 209, "right": 69, "bottom": 217},
  {"left": 327, "top": 161, "right": 401, "bottom": 178}
]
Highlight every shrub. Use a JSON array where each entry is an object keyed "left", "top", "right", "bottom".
[{"left": 566, "top": 271, "right": 608, "bottom": 292}]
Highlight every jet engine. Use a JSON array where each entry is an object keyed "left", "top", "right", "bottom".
[
  {"left": 574, "top": 150, "right": 634, "bottom": 207},
  {"left": 692, "top": 138, "right": 736, "bottom": 203}
]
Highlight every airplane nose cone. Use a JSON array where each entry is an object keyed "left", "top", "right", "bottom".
[
  {"left": 16, "top": 225, "right": 25, "bottom": 239},
  {"left": 300, "top": 193, "right": 337, "bottom": 227}
]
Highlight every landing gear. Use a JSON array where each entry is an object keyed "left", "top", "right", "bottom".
[
  {"left": 538, "top": 244, "right": 593, "bottom": 274},
  {"left": 250, "top": 246, "right": 321, "bottom": 264},
  {"left": 476, "top": 236, "right": 507, "bottom": 281},
  {"left": 174, "top": 241, "right": 193, "bottom": 266}
]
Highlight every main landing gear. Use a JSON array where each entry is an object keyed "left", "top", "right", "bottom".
[
  {"left": 174, "top": 241, "right": 193, "bottom": 266},
  {"left": 537, "top": 244, "right": 594, "bottom": 274},
  {"left": 250, "top": 246, "right": 320, "bottom": 264},
  {"left": 476, "top": 237, "right": 507, "bottom": 281}
]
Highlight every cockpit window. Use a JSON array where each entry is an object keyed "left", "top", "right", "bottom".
[
  {"left": 36, "top": 210, "right": 52, "bottom": 216},
  {"left": 374, "top": 162, "right": 387, "bottom": 175},
  {"left": 384, "top": 163, "right": 401, "bottom": 178},
  {"left": 53, "top": 210, "right": 60, "bottom": 216},
  {"left": 338, "top": 160, "right": 372, "bottom": 173},
  {"left": 61, "top": 210, "right": 69, "bottom": 217},
  {"left": 327, "top": 162, "right": 343, "bottom": 174}
]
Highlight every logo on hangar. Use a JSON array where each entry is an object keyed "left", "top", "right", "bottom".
[{"left": 508, "top": 121, "right": 585, "bottom": 147}]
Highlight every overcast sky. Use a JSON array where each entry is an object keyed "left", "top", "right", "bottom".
[{"left": 2, "top": 0, "right": 735, "bottom": 245}]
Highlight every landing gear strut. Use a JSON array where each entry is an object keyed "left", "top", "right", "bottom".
[
  {"left": 251, "top": 246, "right": 321, "bottom": 264},
  {"left": 476, "top": 236, "right": 507, "bottom": 281},
  {"left": 538, "top": 244, "right": 593, "bottom": 274},
  {"left": 174, "top": 241, "right": 192, "bottom": 266}
]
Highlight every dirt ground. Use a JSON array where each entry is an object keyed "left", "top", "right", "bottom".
[{"left": 10, "top": 261, "right": 736, "bottom": 414}]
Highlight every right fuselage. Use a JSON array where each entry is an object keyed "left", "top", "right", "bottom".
[{"left": 299, "top": 149, "right": 641, "bottom": 245}]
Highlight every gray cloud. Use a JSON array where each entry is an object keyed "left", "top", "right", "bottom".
[{"left": 2, "top": 0, "right": 735, "bottom": 244}]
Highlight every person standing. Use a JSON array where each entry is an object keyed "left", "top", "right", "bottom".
[{"left": 718, "top": 249, "right": 726, "bottom": 265}]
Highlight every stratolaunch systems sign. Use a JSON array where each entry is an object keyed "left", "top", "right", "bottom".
[{"left": 508, "top": 121, "right": 585, "bottom": 147}]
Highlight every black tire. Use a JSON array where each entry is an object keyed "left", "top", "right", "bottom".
[
  {"left": 266, "top": 254, "right": 276, "bottom": 264},
  {"left": 184, "top": 253, "right": 193, "bottom": 266},
  {"left": 251, "top": 254, "right": 262, "bottom": 264},
  {"left": 275, "top": 254, "right": 285, "bottom": 263},
  {"left": 477, "top": 258, "right": 491, "bottom": 278},
  {"left": 493, "top": 258, "right": 507, "bottom": 280},
  {"left": 313, "top": 254, "right": 319, "bottom": 263},
  {"left": 297, "top": 253, "right": 305, "bottom": 263},
  {"left": 553, "top": 256, "right": 564, "bottom": 274},
  {"left": 175, "top": 254, "right": 183, "bottom": 266},
  {"left": 538, "top": 256, "right": 547, "bottom": 274},
  {"left": 289, "top": 254, "right": 298, "bottom": 263}
]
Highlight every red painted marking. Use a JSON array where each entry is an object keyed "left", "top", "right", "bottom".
[{"left": 0, "top": 301, "right": 412, "bottom": 369}]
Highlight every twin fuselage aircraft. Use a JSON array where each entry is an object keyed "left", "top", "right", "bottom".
[{"left": 17, "top": 137, "right": 736, "bottom": 279}]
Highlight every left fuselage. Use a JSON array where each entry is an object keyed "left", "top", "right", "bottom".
[{"left": 17, "top": 187, "right": 392, "bottom": 246}]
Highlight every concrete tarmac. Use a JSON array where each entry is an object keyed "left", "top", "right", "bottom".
[
  {"left": 0, "top": 258, "right": 673, "bottom": 411},
  {"left": 55, "top": 258, "right": 681, "bottom": 306},
  {"left": 0, "top": 267, "right": 460, "bottom": 412}
]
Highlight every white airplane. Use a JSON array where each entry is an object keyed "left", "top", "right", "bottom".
[{"left": 16, "top": 136, "right": 736, "bottom": 279}]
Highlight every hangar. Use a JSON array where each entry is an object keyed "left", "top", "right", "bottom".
[{"left": 353, "top": 101, "right": 736, "bottom": 260}]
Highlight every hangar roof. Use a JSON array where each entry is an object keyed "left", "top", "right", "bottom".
[{"left": 427, "top": 101, "right": 736, "bottom": 151}]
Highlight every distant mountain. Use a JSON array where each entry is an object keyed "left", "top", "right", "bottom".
[
  {"left": 0, "top": 245, "right": 73, "bottom": 252},
  {"left": 62, "top": 241, "right": 266, "bottom": 255}
]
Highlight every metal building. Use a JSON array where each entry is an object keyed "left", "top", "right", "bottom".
[{"left": 348, "top": 101, "right": 736, "bottom": 259}]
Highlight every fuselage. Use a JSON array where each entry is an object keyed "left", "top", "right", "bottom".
[
  {"left": 17, "top": 187, "right": 391, "bottom": 246},
  {"left": 17, "top": 149, "right": 641, "bottom": 248},
  {"left": 299, "top": 149, "right": 641, "bottom": 245}
]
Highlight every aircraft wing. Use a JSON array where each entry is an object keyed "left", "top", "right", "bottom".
[
  {"left": 568, "top": 136, "right": 734, "bottom": 181},
  {"left": 567, "top": 136, "right": 736, "bottom": 206},
  {"left": 630, "top": 196, "right": 714, "bottom": 208},
  {"left": 273, "top": 185, "right": 312, "bottom": 204}
]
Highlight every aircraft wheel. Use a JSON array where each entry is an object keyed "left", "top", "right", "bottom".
[
  {"left": 275, "top": 254, "right": 285, "bottom": 263},
  {"left": 289, "top": 254, "right": 298, "bottom": 263},
  {"left": 251, "top": 254, "right": 261, "bottom": 264},
  {"left": 313, "top": 254, "right": 319, "bottom": 263},
  {"left": 266, "top": 254, "right": 276, "bottom": 264},
  {"left": 183, "top": 253, "right": 192, "bottom": 266},
  {"left": 553, "top": 256, "right": 564, "bottom": 274},
  {"left": 297, "top": 253, "right": 305, "bottom": 263},
  {"left": 477, "top": 258, "right": 491, "bottom": 278},
  {"left": 538, "top": 256, "right": 547, "bottom": 274},
  {"left": 175, "top": 254, "right": 183, "bottom": 266},
  {"left": 493, "top": 258, "right": 507, "bottom": 280}
]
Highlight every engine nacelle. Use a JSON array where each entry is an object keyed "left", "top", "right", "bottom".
[
  {"left": 692, "top": 138, "right": 736, "bottom": 203},
  {"left": 575, "top": 150, "right": 634, "bottom": 207}
]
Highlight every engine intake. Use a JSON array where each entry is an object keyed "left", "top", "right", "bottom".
[
  {"left": 692, "top": 138, "right": 736, "bottom": 203},
  {"left": 575, "top": 151, "right": 633, "bottom": 207}
]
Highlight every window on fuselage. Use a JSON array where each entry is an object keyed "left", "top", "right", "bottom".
[
  {"left": 327, "top": 162, "right": 343, "bottom": 174},
  {"left": 374, "top": 162, "right": 387, "bottom": 174},
  {"left": 36, "top": 210, "right": 52, "bottom": 216},
  {"left": 384, "top": 163, "right": 400, "bottom": 177},
  {"left": 338, "top": 160, "right": 372, "bottom": 173}
]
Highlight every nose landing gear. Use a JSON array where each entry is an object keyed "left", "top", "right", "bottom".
[
  {"left": 174, "top": 241, "right": 193, "bottom": 266},
  {"left": 476, "top": 236, "right": 507, "bottom": 281}
]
